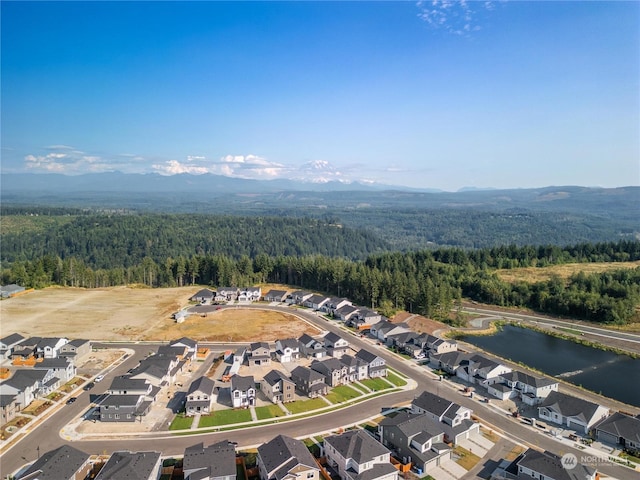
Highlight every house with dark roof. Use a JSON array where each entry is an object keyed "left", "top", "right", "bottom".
[
  {"left": 335, "top": 304, "right": 360, "bottom": 322},
  {"left": 351, "top": 309, "right": 382, "bottom": 329},
  {"left": 491, "top": 370, "right": 559, "bottom": 405},
  {"left": 33, "top": 337, "right": 69, "bottom": 359},
  {"left": 261, "top": 370, "right": 296, "bottom": 404},
  {"left": 378, "top": 411, "right": 451, "bottom": 474},
  {"left": 311, "top": 358, "right": 349, "bottom": 387},
  {"left": 0, "top": 333, "right": 25, "bottom": 360},
  {"left": 288, "top": 291, "right": 313, "bottom": 305},
  {"left": 0, "top": 369, "right": 58, "bottom": 407},
  {"left": 411, "top": 391, "right": 479, "bottom": 444},
  {"left": 455, "top": 353, "right": 511, "bottom": 387},
  {"left": 183, "top": 440, "right": 238, "bottom": 480},
  {"left": 424, "top": 336, "right": 457, "bottom": 356},
  {"left": 428, "top": 351, "right": 471, "bottom": 375},
  {"left": 291, "top": 366, "right": 329, "bottom": 398},
  {"left": 538, "top": 391, "right": 609, "bottom": 434},
  {"left": 94, "top": 451, "right": 162, "bottom": 480},
  {"left": 324, "top": 429, "right": 398, "bottom": 480},
  {"left": 99, "top": 394, "right": 152, "bottom": 422},
  {"left": 322, "top": 298, "right": 352, "bottom": 315},
  {"left": 15, "top": 445, "right": 91, "bottom": 480},
  {"left": 275, "top": 338, "right": 301, "bottom": 363},
  {"left": 58, "top": 338, "right": 91, "bottom": 362},
  {"left": 355, "top": 349, "right": 387, "bottom": 378},
  {"left": 257, "top": 434, "right": 321, "bottom": 480},
  {"left": 191, "top": 288, "right": 215, "bottom": 303},
  {"left": 594, "top": 412, "right": 640, "bottom": 452},
  {"left": 298, "top": 334, "right": 327, "bottom": 359},
  {"left": 1, "top": 393, "right": 19, "bottom": 424},
  {"left": 170, "top": 337, "right": 199, "bottom": 355},
  {"left": 32, "top": 357, "right": 76, "bottom": 382},
  {"left": 249, "top": 342, "right": 271, "bottom": 367},
  {"left": 340, "top": 354, "right": 368, "bottom": 382},
  {"left": 186, "top": 376, "right": 216, "bottom": 416},
  {"left": 324, "top": 332, "right": 350, "bottom": 358},
  {"left": 239, "top": 287, "right": 262, "bottom": 302},
  {"left": 303, "top": 294, "right": 330, "bottom": 310},
  {"left": 230, "top": 375, "right": 255, "bottom": 408},
  {"left": 215, "top": 287, "right": 240, "bottom": 302},
  {"left": 371, "top": 321, "right": 411, "bottom": 344},
  {"left": 264, "top": 290, "right": 288, "bottom": 302},
  {"left": 495, "top": 448, "right": 597, "bottom": 480},
  {"left": 108, "top": 375, "right": 155, "bottom": 399}
]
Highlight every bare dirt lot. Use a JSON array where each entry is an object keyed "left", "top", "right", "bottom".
[{"left": 0, "top": 286, "right": 320, "bottom": 342}]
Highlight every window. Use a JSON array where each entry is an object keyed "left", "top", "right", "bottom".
[
  {"left": 115, "top": 414, "right": 120, "bottom": 419},
  {"left": 306, "top": 473, "right": 314, "bottom": 478}
]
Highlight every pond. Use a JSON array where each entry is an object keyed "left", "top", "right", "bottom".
[{"left": 461, "top": 325, "right": 640, "bottom": 407}]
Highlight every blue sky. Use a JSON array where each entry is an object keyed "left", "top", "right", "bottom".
[{"left": 2, "top": 1, "right": 638, "bottom": 190}]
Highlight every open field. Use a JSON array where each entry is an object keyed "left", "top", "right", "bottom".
[
  {"left": 0, "top": 286, "right": 319, "bottom": 341},
  {"left": 495, "top": 261, "right": 640, "bottom": 284}
]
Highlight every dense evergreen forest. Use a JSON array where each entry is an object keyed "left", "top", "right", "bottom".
[{"left": 2, "top": 208, "right": 639, "bottom": 326}]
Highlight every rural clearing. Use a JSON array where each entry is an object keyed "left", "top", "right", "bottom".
[{"left": 0, "top": 286, "right": 320, "bottom": 341}]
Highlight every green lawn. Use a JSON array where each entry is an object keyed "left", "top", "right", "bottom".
[
  {"left": 255, "top": 404, "right": 286, "bottom": 420},
  {"left": 350, "top": 382, "right": 369, "bottom": 393},
  {"left": 360, "top": 377, "right": 392, "bottom": 391},
  {"left": 169, "top": 414, "right": 194, "bottom": 430},
  {"left": 385, "top": 371, "right": 407, "bottom": 387},
  {"left": 324, "top": 385, "right": 362, "bottom": 404},
  {"left": 198, "top": 408, "right": 252, "bottom": 427},
  {"left": 286, "top": 398, "right": 328, "bottom": 414}
]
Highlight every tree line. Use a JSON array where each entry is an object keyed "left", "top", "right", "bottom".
[{"left": 3, "top": 240, "right": 639, "bottom": 325}]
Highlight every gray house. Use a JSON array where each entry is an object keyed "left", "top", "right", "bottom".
[
  {"left": 58, "top": 338, "right": 91, "bottom": 362},
  {"left": 257, "top": 434, "right": 320, "bottom": 480},
  {"left": 16, "top": 445, "right": 91, "bottom": 480},
  {"left": 594, "top": 412, "right": 640, "bottom": 452},
  {"left": 249, "top": 342, "right": 271, "bottom": 367},
  {"left": 94, "top": 451, "right": 162, "bottom": 480},
  {"left": 0, "top": 333, "right": 25, "bottom": 360},
  {"left": 291, "top": 366, "right": 329, "bottom": 398},
  {"left": 264, "top": 290, "right": 288, "bottom": 302},
  {"left": 324, "top": 332, "right": 350, "bottom": 358},
  {"left": 310, "top": 358, "right": 349, "bottom": 387},
  {"left": 261, "top": 370, "right": 296, "bottom": 404},
  {"left": 183, "top": 440, "right": 237, "bottom": 480},
  {"left": 99, "top": 394, "right": 152, "bottom": 422},
  {"left": 298, "top": 334, "right": 327, "bottom": 359},
  {"left": 324, "top": 429, "right": 398, "bottom": 480},
  {"left": 186, "top": 376, "right": 216, "bottom": 416},
  {"left": 355, "top": 349, "right": 387, "bottom": 378}
]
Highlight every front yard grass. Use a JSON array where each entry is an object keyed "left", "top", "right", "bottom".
[
  {"left": 286, "top": 398, "right": 328, "bottom": 414},
  {"left": 169, "top": 414, "right": 194, "bottom": 430},
  {"left": 350, "top": 382, "right": 369, "bottom": 393},
  {"left": 385, "top": 370, "right": 407, "bottom": 387},
  {"left": 324, "top": 385, "right": 362, "bottom": 404},
  {"left": 60, "top": 377, "right": 85, "bottom": 393},
  {"left": 453, "top": 446, "right": 482, "bottom": 470},
  {"left": 22, "top": 399, "right": 52, "bottom": 416},
  {"left": 198, "top": 408, "right": 252, "bottom": 427},
  {"left": 255, "top": 404, "right": 286, "bottom": 420},
  {"left": 360, "top": 377, "right": 392, "bottom": 392}
]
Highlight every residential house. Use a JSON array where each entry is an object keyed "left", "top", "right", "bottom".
[
  {"left": 378, "top": 411, "right": 451, "bottom": 474},
  {"left": 108, "top": 376, "right": 157, "bottom": 400},
  {"left": 455, "top": 354, "right": 511, "bottom": 387},
  {"left": 310, "top": 358, "right": 349, "bottom": 387},
  {"left": 424, "top": 336, "right": 458, "bottom": 356},
  {"left": 322, "top": 298, "right": 352, "bottom": 315},
  {"left": 249, "top": 342, "right": 272, "bottom": 367},
  {"left": 288, "top": 291, "right": 313, "bottom": 305},
  {"left": 15, "top": 445, "right": 91, "bottom": 480},
  {"left": 275, "top": 338, "right": 301, "bottom": 363},
  {"left": 335, "top": 305, "right": 360, "bottom": 322},
  {"left": 495, "top": 448, "right": 597, "bottom": 480},
  {"left": 35, "top": 337, "right": 69, "bottom": 359},
  {"left": 0, "top": 333, "right": 25, "bottom": 360},
  {"left": 538, "top": 391, "right": 610, "bottom": 434},
  {"left": 183, "top": 440, "right": 237, "bottom": 480},
  {"left": 340, "top": 355, "right": 368, "bottom": 382},
  {"left": 216, "top": 287, "right": 239, "bottom": 302},
  {"left": 0, "top": 369, "right": 59, "bottom": 407},
  {"left": 593, "top": 412, "right": 640, "bottom": 453},
  {"left": 324, "top": 332, "right": 350, "bottom": 358},
  {"left": 350, "top": 309, "right": 382, "bottom": 329},
  {"left": 239, "top": 287, "right": 262, "bottom": 302},
  {"left": 370, "top": 321, "right": 411, "bottom": 344},
  {"left": 185, "top": 376, "right": 216, "bottom": 416},
  {"left": 290, "top": 366, "right": 329, "bottom": 398},
  {"left": 355, "top": 349, "right": 387, "bottom": 378},
  {"left": 230, "top": 375, "right": 255, "bottom": 408},
  {"left": 58, "top": 339, "right": 91, "bottom": 362},
  {"left": 128, "top": 361, "right": 171, "bottom": 387},
  {"left": 492, "top": 370, "right": 559, "bottom": 405},
  {"left": 264, "top": 290, "right": 288, "bottom": 302},
  {"left": 191, "top": 288, "right": 215, "bottom": 303},
  {"left": 257, "top": 434, "right": 321, "bottom": 480},
  {"left": 32, "top": 357, "right": 76, "bottom": 382},
  {"left": 94, "top": 451, "right": 162, "bottom": 480},
  {"left": 411, "top": 391, "right": 479, "bottom": 444},
  {"left": 9, "top": 336, "right": 39, "bottom": 361},
  {"left": 1, "top": 394, "right": 19, "bottom": 425},
  {"left": 303, "top": 294, "right": 330, "bottom": 310},
  {"left": 324, "top": 429, "right": 398, "bottom": 480},
  {"left": 261, "top": 370, "right": 296, "bottom": 404},
  {"left": 99, "top": 394, "right": 152, "bottom": 422},
  {"left": 231, "top": 347, "right": 246, "bottom": 376},
  {"left": 298, "top": 334, "right": 327, "bottom": 359},
  {"left": 170, "top": 337, "right": 199, "bottom": 356},
  {"left": 428, "top": 351, "right": 471, "bottom": 375}
]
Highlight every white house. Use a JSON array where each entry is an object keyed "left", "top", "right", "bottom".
[
  {"left": 230, "top": 375, "right": 255, "bottom": 408},
  {"left": 324, "top": 429, "right": 398, "bottom": 480},
  {"left": 275, "top": 338, "right": 301, "bottom": 363},
  {"left": 538, "top": 391, "right": 609, "bottom": 434}
]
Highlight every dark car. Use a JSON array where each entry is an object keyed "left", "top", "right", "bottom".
[
  {"left": 83, "top": 382, "right": 95, "bottom": 391},
  {"left": 66, "top": 397, "right": 77, "bottom": 404}
]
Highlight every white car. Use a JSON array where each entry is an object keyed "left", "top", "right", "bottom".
[{"left": 94, "top": 374, "right": 105, "bottom": 383}]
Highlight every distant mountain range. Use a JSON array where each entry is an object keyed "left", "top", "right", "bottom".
[{"left": 2, "top": 172, "right": 638, "bottom": 221}]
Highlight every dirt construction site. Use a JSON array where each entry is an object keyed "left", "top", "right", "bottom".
[{"left": 0, "top": 286, "right": 320, "bottom": 342}]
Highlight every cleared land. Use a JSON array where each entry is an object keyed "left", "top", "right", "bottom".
[
  {"left": 495, "top": 261, "right": 640, "bottom": 284},
  {"left": 0, "top": 286, "right": 319, "bottom": 341}
]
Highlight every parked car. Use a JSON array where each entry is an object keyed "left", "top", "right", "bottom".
[
  {"left": 94, "top": 374, "right": 105, "bottom": 383},
  {"left": 83, "top": 382, "right": 95, "bottom": 391},
  {"left": 66, "top": 397, "right": 77, "bottom": 404}
]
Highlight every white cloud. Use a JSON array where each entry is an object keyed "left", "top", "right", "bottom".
[
  {"left": 152, "top": 159, "right": 209, "bottom": 175},
  {"left": 416, "top": 0, "right": 498, "bottom": 35}
]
